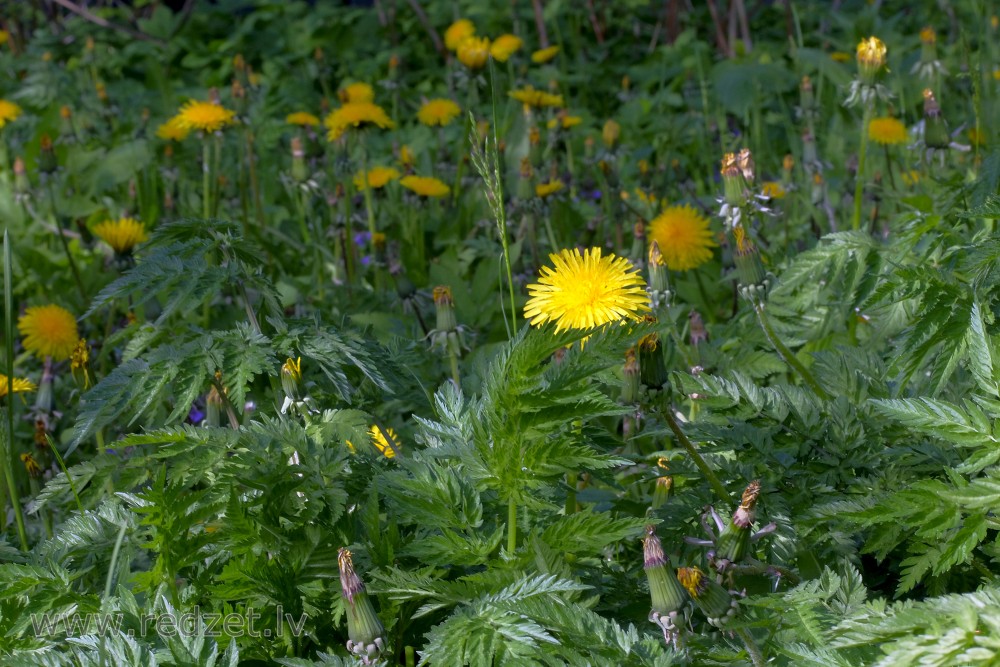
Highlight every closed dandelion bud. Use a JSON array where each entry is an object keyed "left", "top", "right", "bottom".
[
  {"left": 677, "top": 567, "right": 738, "bottom": 626},
  {"left": 70, "top": 339, "right": 92, "bottom": 390},
  {"left": 919, "top": 27, "right": 937, "bottom": 61},
  {"left": 811, "top": 173, "right": 825, "bottom": 206},
  {"left": 647, "top": 242, "right": 670, "bottom": 300},
  {"left": 638, "top": 333, "right": 667, "bottom": 390},
  {"left": 802, "top": 131, "right": 817, "bottom": 167},
  {"left": 584, "top": 135, "right": 595, "bottom": 158},
  {"left": 281, "top": 357, "right": 303, "bottom": 401},
  {"left": 205, "top": 386, "right": 223, "bottom": 427},
  {"left": 856, "top": 36, "right": 887, "bottom": 85},
  {"left": 602, "top": 119, "right": 621, "bottom": 149},
  {"left": 389, "top": 54, "right": 400, "bottom": 71},
  {"left": 60, "top": 105, "right": 73, "bottom": 135},
  {"left": 13, "top": 156, "right": 28, "bottom": 194},
  {"left": 529, "top": 126, "right": 542, "bottom": 165},
  {"left": 720, "top": 152, "right": 745, "bottom": 205},
  {"left": 291, "top": 137, "right": 307, "bottom": 182},
  {"left": 651, "top": 475, "right": 673, "bottom": 509},
  {"left": 715, "top": 480, "right": 761, "bottom": 567},
  {"left": 39, "top": 134, "right": 56, "bottom": 174},
  {"left": 923, "top": 89, "right": 949, "bottom": 149},
  {"left": 732, "top": 225, "right": 765, "bottom": 290},
  {"left": 799, "top": 75, "right": 814, "bottom": 110},
  {"left": 433, "top": 286, "right": 457, "bottom": 332},
  {"left": 34, "top": 363, "right": 54, "bottom": 415},
  {"left": 631, "top": 222, "right": 645, "bottom": 261},
  {"left": 517, "top": 157, "right": 535, "bottom": 199},
  {"left": 644, "top": 526, "right": 689, "bottom": 618},
  {"left": 782, "top": 154, "right": 794, "bottom": 179},
  {"left": 372, "top": 233, "right": 387, "bottom": 265},
  {"left": 622, "top": 348, "right": 640, "bottom": 403},
  {"left": 338, "top": 548, "right": 386, "bottom": 660}
]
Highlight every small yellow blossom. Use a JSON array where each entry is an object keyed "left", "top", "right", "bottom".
[
  {"left": 354, "top": 166, "right": 400, "bottom": 191},
  {"left": 156, "top": 116, "right": 190, "bottom": 141},
  {"left": 324, "top": 102, "right": 395, "bottom": 141},
  {"left": 417, "top": 98, "right": 461, "bottom": 127},
  {"left": 176, "top": 100, "right": 237, "bottom": 133},
  {"left": 444, "top": 19, "right": 476, "bottom": 51},
  {"left": 92, "top": 217, "right": 148, "bottom": 254},
  {"left": 457, "top": 36, "right": 490, "bottom": 69},
  {"left": 400, "top": 175, "right": 450, "bottom": 198},
  {"left": 531, "top": 45, "right": 560, "bottom": 64},
  {"left": 0, "top": 374, "right": 35, "bottom": 399},
  {"left": 0, "top": 99, "right": 22, "bottom": 129},
  {"left": 761, "top": 182, "right": 786, "bottom": 199},
  {"left": 509, "top": 86, "right": 564, "bottom": 108},
  {"left": 535, "top": 180, "right": 565, "bottom": 197},
  {"left": 339, "top": 82, "right": 375, "bottom": 104},
  {"left": 286, "top": 111, "right": 320, "bottom": 127},
  {"left": 490, "top": 34, "right": 523, "bottom": 62}
]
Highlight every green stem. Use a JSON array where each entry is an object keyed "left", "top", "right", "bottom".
[
  {"left": 448, "top": 348, "right": 460, "bottom": 387},
  {"left": 852, "top": 105, "right": 873, "bottom": 231},
  {"left": 202, "top": 136, "right": 211, "bottom": 220},
  {"left": 754, "top": 301, "right": 830, "bottom": 400},
  {"left": 104, "top": 521, "right": 128, "bottom": 599},
  {"left": 564, "top": 472, "right": 577, "bottom": 515},
  {"left": 45, "top": 180, "right": 86, "bottom": 304},
  {"left": 507, "top": 495, "right": 517, "bottom": 553},
  {"left": 46, "top": 434, "right": 82, "bottom": 513},
  {"left": 2, "top": 232, "right": 28, "bottom": 550},
  {"left": 487, "top": 61, "right": 517, "bottom": 336},
  {"left": 661, "top": 406, "right": 730, "bottom": 506},
  {"left": 735, "top": 627, "right": 766, "bottom": 667},
  {"left": 692, "top": 270, "right": 717, "bottom": 323}
]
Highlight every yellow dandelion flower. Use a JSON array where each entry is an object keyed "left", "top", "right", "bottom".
[
  {"left": 445, "top": 19, "right": 476, "bottom": 51},
  {"left": 535, "top": 179, "right": 564, "bottom": 197},
  {"left": 354, "top": 166, "right": 400, "bottom": 191},
  {"left": 18, "top": 304, "right": 79, "bottom": 361},
  {"left": 647, "top": 204, "right": 717, "bottom": 272},
  {"left": 676, "top": 567, "right": 706, "bottom": 598},
  {"left": 399, "top": 144, "right": 415, "bottom": 167},
  {"left": 856, "top": 36, "right": 887, "bottom": 78},
  {"left": 400, "top": 175, "right": 450, "bottom": 198},
  {"left": 92, "top": 217, "right": 148, "bottom": 254},
  {"left": 347, "top": 425, "right": 401, "bottom": 458},
  {"left": 524, "top": 247, "right": 650, "bottom": 332},
  {"left": 868, "top": 116, "right": 907, "bottom": 145},
  {"left": 155, "top": 116, "right": 190, "bottom": 141},
  {"left": 920, "top": 27, "right": 936, "bottom": 44},
  {"left": 830, "top": 51, "right": 851, "bottom": 63},
  {"left": 0, "top": 99, "right": 22, "bottom": 129},
  {"left": 602, "top": 119, "right": 621, "bottom": 148},
  {"left": 490, "top": 34, "right": 523, "bottom": 62},
  {"left": 20, "top": 452, "right": 41, "bottom": 478},
  {"left": 0, "top": 31, "right": 8, "bottom": 46},
  {"left": 286, "top": 111, "right": 320, "bottom": 127},
  {"left": 457, "top": 36, "right": 490, "bottom": 69},
  {"left": 547, "top": 115, "right": 582, "bottom": 130},
  {"left": 0, "top": 374, "right": 35, "bottom": 399},
  {"left": 340, "top": 82, "right": 374, "bottom": 104},
  {"left": 323, "top": 102, "right": 395, "bottom": 141},
  {"left": 761, "top": 181, "right": 786, "bottom": 199},
  {"left": 176, "top": 100, "right": 236, "bottom": 133},
  {"left": 531, "top": 45, "right": 561, "bottom": 64},
  {"left": 508, "top": 86, "right": 564, "bottom": 108},
  {"left": 417, "top": 98, "right": 461, "bottom": 127}
]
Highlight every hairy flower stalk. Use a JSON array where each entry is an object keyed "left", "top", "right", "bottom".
[
  {"left": 338, "top": 548, "right": 386, "bottom": 663},
  {"left": 646, "top": 242, "right": 671, "bottom": 311},
  {"left": 643, "top": 526, "right": 689, "bottom": 646},
  {"left": 431, "top": 286, "right": 465, "bottom": 386},
  {"left": 847, "top": 36, "right": 889, "bottom": 231}
]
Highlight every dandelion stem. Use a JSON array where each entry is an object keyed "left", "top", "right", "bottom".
[
  {"left": 202, "top": 136, "right": 211, "bottom": 220},
  {"left": 2, "top": 231, "right": 28, "bottom": 551},
  {"left": 662, "top": 405, "right": 730, "bottom": 506},
  {"left": 46, "top": 434, "right": 82, "bottom": 513},
  {"left": 852, "top": 104, "right": 873, "bottom": 231},
  {"left": 507, "top": 495, "right": 517, "bottom": 553},
  {"left": 753, "top": 301, "right": 830, "bottom": 400},
  {"left": 735, "top": 627, "right": 766, "bottom": 667},
  {"left": 44, "top": 179, "right": 86, "bottom": 304}
]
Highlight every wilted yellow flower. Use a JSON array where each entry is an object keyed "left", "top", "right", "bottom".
[
  {"left": 92, "top": 217, "right": 148, "bottom": 254},
  {"left": 176, "top": 100, "right": 236, "bottom": 133},
  {"left": 761, "top": 182, "right": 786, "bottom": 199},
  {"left": 324, "top": 102, "right": 395, "bottom": 141},
  {"left": 400, "top": 175, "right": 450, "bottom": 198},
  {"left": 18, "top": 304, "right": 79, "bottom": 361},
  {"left": 647, "top": 205, "right": 716, "bottom": 272},
  {"left": 444, "top": 19, "right": 476, "bottom": 51},
  {"left": 509, "top": 86, "right": 564, "bottom": 108},
  {"left": 0, "top": 99, "right": 22, "bottom": 129},
  {"left": 417, "top": 98, "right": 461, "bottom": 127},
  {"left": 524, "top": 248, "right": 650, "bottom": 332},
  {"left": 490, "top": 34, "right": 523, "bottom": 62},
  {"left": 354, "top": 166, "right": 400, "bottom": 191},
  {"left": 286, "top": 111, "right": 320, "bottom": 127},
  {"left": 339, "top": 82, "right": 374, "bottom": 104},
  {"left": 868, "top": 116, "right": 907, "bottom": 145},
  {"left": 457, "top": 36, "right": 490, "bottom": 69},
  {"left": 0, "top": 374, "right": 35, "bottom": 399},
  {"left": 535, "top": 179, "right": 564, "bottom": 197},
  {"left": 531, "top": 45, "right": 560, "bottom": 64},
  {"left": 156, "top": 116, "right": 190, "bottom": 141},
  {"left": 20, "top": 453, "right": 41, "bottom": 478}
]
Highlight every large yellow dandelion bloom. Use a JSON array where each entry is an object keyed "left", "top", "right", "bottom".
[
  {"left": 417, "top": 98, "right": 461, "bottom": 127},
  {"left": 0, "top": 99, "right": 22, "bottom": 129},
  {"left": 524, "top": 248, "right": 650, "bottom": 332},
  {"left": 18, "top": 304, "right": 79, "bottom": 360},
  {"left": 400, "top": 175, "right": 450, "bottom": 198},
  {"left": 490, "top": 34, "right": 523, "bottom": 62},
  {"left": 324, "top": 102, "right": 395, "bottom": 141},
  {"left": 354, "top": 166, "right": 400, "bottom": 191},
  {"left": 347, "top": 425, "right": 401, "bottom": 458},
  {"left": 531, "top": 45, "right": 561, "bottom": 64},
  {"left": 0, "top": 374, "right": 35, "bottom": 399},
  {"left": 647, "top": 205, "right": 717, "bottom": 272},
  {"left": 509, "top": 86, "right": 564, "bottom": 108},
  {"left": 444, "top": 19, "right": 476, "bottom": 51},
  {"left": 92, "top": 217, "right": 148, "bottom": 254},
  {"left": 156, "top": 116, "right": 190, "bottom": 141},
  {"left": 457, "top": 36, "right": 490, "bottom": 69},
  {"left": 176, "top": 100, "right": 236, "bottom": 133},
  {"left": 535, "top": 179, "right": 564, "bottom": 198},
  {"left": 286, "top": 111, "right": 320, "bottom": 127},
  {"left": 868, "top": 117, "right": 907, "bottom": 145},
  {"left": 339, "top": 82, "right": 374, "bottom": 104}
]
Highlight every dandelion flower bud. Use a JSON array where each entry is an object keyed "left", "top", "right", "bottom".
[
  {"left": 622, "top": 348, "right": 640, "bottom": 404},
  {"left": 676, "top": 566, "right": 739, "bottom": 627},
  {"left": 338, "top": 548, "right": 386, "bottom": 661},
  {"left": 643, "top": 526, "right": 689, "bottom": 644},
  {"left": 715, "top": 480, "right": 761, "bottom": 567},
  {"left": 602, "top": 119, "right": 621, "bottom": 149},
  {"left": 281, "top": 357, "right": 303, "bottom": 402},
  {"left": 70, "top": 339, "right": 92, "bottom": 390},
  {"left": 638, "top": 332, "right": 667, "bottom": 391},
  {"left": 856, "top": 36, "right": 887, "bottom": 84},
  {"left": 433, "top": 286, "right": 457, "bottom": 333},
  {"left": 21, "top": 452, "right": 41, "bottom": 479},
  {"left": 923, "top": 89, "right": 949, "bottom": 149}
]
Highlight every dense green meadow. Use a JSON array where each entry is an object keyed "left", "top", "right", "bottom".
[{"left": 1, "top": 0, "right": 1000, "bottom": 664}]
